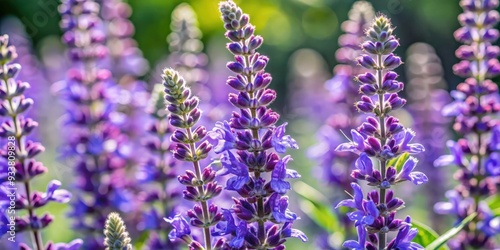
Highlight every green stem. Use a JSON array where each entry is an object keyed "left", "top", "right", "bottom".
[
  {"left": 184, "top": 120, "right": 211, "bottom": 250},
  {"left": 376, "top": 54, "right": 387, "bottom": 250}
]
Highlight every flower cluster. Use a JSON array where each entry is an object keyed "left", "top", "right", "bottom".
[
  {"left": 57, "top": 0, "right": 131, "bottom": 247},
  {"left": 137, "top": 84, "right": 180, "bottom": 249},
  {"left": 206, "top": 1, "right": 307, "bottom": 249},
  {"left": 405, "top": 43, "right": 451, "bottom": 231},
  {"left": 336, "top": 16, "right": 427, "bottom": 249},
  {"left": 0, "top": 34, "right": 81, "bottom": 250},
  {"left": 434, "top": 0, "right": 500, "bottom": 248},
  {"left": 162, "top": 68, "right": 222, "bottom": 249}
]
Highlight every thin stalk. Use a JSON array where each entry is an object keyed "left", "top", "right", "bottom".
[
  {"left": 242, "top": 51, "right": 266, "bottom": 246},
  {"left": 183, "top": 117, "right": 211, "bottom": 250},
  {"left": 376, "top": 55, "right": 387, "bottom": 250},
  {"left": 2, "top": 63, "right": 43, "bottom": 250}
]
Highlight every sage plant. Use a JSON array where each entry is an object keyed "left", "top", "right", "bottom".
[
  {"left": 0, "top": 34, "right": 81, "bottom": 250},
  {"left": 207, "top": 1, "right": 307, "bottom": 248},
  {"left": 57, "top": 0, "right": 131, "bottom": 247},
  {"left": 137, "top": 84, "right": 180, "bottom": 249},
  {"left": 162, "top": 68, "right": 222, "bottom": 250},
  {"left": 336, "top": 16, "right": 427, "bottom": 249},
  {"left": 434, "top": 0, "right": 500, "bottom": 248}
]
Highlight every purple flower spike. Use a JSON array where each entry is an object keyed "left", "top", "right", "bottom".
[
  {"left": 0, "top": 34, "right": 79, "bottom": 248},
  {"left": 162, "top": 68, "right": 222, "bottom": 249},
  {"left": 435, "top": 0, "right": 500, "bottom": 247},
  {"left": 216, "top": 1, "right": 304, "bottom": 248},
  {"left": 336, "top": 15, "right": 425, "bottom": 248}
]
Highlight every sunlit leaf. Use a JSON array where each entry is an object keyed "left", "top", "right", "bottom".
[
  {"left": 425, "top": 213, "right": 476, "bottom": 250},
  {"left": 293, "top": 181, "right": 341, "bottom": 236},
  {"left": 387, "top": 152, "right": 410, "bottom": 172},
  {"left": 412, "top": 219, "right": 447, "bottom": 250}
]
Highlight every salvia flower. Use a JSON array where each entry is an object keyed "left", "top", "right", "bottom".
[
  {"left": 57, "top": 0, "right": 131, "bottom": 247},
  {"left": 0, "top": 34, "right": 80, "bottom": 250},
  {"left": 103, "top": 212, "right": 132, "bottom": 250},
  {"left": 162, "top": 68, "right": 222, "bottom": 249},
  {"left": 434, "top": 0, "right": 500, "bottom": 248},
  {"left": 137, "top": 84, "right": 180, "bottom": 249},
  {"left": 336, "top": 16, "right": 426, "bottom": 249},
  {"left": 210, "top": 1, "right": 307, "bottom": 248}
]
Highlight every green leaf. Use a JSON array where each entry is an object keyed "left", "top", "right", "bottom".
[
  {"left": 293, "top": 181, "right": 341, "bottom": 235},
  {"left": 387, "top": 152, "right": 410, "bottom": 172},
  {"left": 425, "top": 213, "right": 477, "bottom": 250},
  {"left": 486, "top": 194, "right": 500, "bottom": 210},
  {"left": 412, "top": 220, "right": 448, "bottom": 250}
]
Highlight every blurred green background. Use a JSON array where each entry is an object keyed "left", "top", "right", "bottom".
[{"left": 0, "top": 0, "right": 494, "bottom": 249}]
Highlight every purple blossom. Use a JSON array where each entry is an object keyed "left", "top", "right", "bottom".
[
  {"left": 335, "top": 129, "right": 366, "bottom": 154},
  {"left": 219, "top": 151, "right": 250, "bottom": 191},
  {"left": 270, "top": 156, "right": 300, "bottom": 194},
  {"left": 337, "top": 183, "right": 379, "bottom": 226},
  {"left": 209, "top": 121, "right": 237, "bottom": 153},
  {"left": 386, "top": 217, "right": 423, "bottom": 250},
  {"left": 269, "top": 193, "right": 299, "bottom": 223},
  {"left": 395, "top": 157, "right": 428, "bottom": 185},
  {"left": 164, "top": 214, "right": 191, "bottom": 241},
  {"left": 271, "top": 123, "right": 298, "bottom": 153}
]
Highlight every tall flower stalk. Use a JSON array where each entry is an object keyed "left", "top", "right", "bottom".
[
  {"left": 208, "top": 1, "right": 307, "bottom": 248},
  {"left": 57, "top": 0, "right": 130, "bottom": 247},
  {"left": 162, "top": 68, "right": 221, "bottom": 250},
  {"left": 137, "top": 84, "right": 180, "bottom": 249},
  {"left": 336, "top": 16, "right": 427, "bottom": 249},
  {"left": 0, "top": 34, "right": 80, "bottom": 250},
  {"left": 434, "top": 0, "right": 500, "bottom": 248}
]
